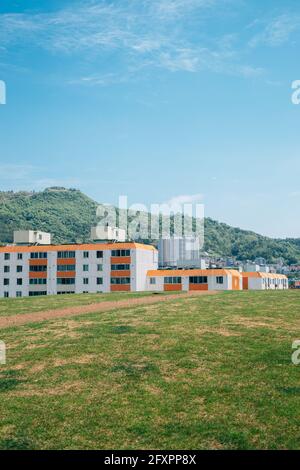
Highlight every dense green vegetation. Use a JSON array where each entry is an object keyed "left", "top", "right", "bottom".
[
  {"left": 0, "top": 188, "right": 98, "bottom": 244},
  {"left": 0, "top": 290, "right": 299, "bottom": 449},
  {"left": 0, "top": 187, "right": 299, "bottom": 263}
]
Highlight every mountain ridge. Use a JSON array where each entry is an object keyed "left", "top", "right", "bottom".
[{"left": 0, "top": 187, "right": 299, "bottom": 264}]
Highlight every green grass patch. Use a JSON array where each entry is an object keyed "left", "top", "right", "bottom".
[
  {"left": 0, "top": 290, "right": 299, "bottom": 449},
  {"left": 0, "top": 291, "right": 180, "bottom": 317}
]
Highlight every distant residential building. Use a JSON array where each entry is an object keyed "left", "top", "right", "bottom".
[
  {"left": 158, "top": 237, "right": 203, "bottom": 268},
  {"left": 244, "top": 263, "right": 260, "bottom": 273}
]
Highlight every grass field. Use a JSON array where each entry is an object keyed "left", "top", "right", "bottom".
[
  {"left": 0, "top": 290, "right": 300, "bottom": 450},
  {"left": 0, "top": 291, "right": 179, "bottom": 317}
]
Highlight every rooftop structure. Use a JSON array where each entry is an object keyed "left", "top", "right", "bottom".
[{"left": 13, "top": 230, "right": 51, "bottom": 246}]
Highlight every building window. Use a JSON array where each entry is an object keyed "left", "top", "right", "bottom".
[
  {"left": 111, "top": 249, "right": 130, "bottom": 257},
  {"left": 17, "top": 253, "right": 23, "bottom": 260},
  {"left": 30, "top": 279, "right": 47, "bottom": 285},
  {"left": 111, "top": 277, "right": 130, "bottom": 285},
  {"left": 57, "top": 265, "right": 75, "bottom": 272},
  {"left": 57, "top": 251, "right": 75, "bottom": 259},
  {"left": 83, "top": 251, "right": 89, "bottom": 259},
  {"left": 4, "top": 292, "right": 9, "bottom": 298},
  {"left": 83, "top": 278, "right": 89, "bottom": 285},
  {"left": 4, "top": 266, "right": 10, "bottom": 273},
  {"left": 4, "top": 253, "right": 10, "bottom": 260},
  {"left": 96, "top": 251, "right": 103, "bottom": 259},
  {"left": 4, "top": 279, "right": 9, "bottom": 286},
  {"left": 16, "top": 291, "right": 22, "bottom": 298},
  {"left": 111, "top": 264, "right": 130, "bottom": 271},
  {"left": 57, "top": 278, "right": 75, "bottom": 285},
  {"left": 216, "top": 276, "right": 224, "bottom": 284},
  {"left": 30, "top": 265, "right": 47, "bottom": 272},
  {"left": 83, "top": 264, "right": 89, "bottom": 272},
  {"left": 30, "top": 252, "right": 47, "bottom": 259},
  {"left": 97, "top": 264, "right": 103, "bottom": 272},
  {"left": 189, "top": 276, "right": 208, "bottom": 284},
  {"left": 164, "top": 277, "right": 182, "bottom": 284},
  {"left": 97, "top": 278, "right": 103, "bottom": 285},
  {"left": 17, "top": 266, "right": 23, "bottom": 273},
  {"left": 29, "top": 291, "right": 47, "bottom": 296},
  {"left": 17, "top": 279, "right": 23, "bottom": 286},
  {"left": 150, "top": 277, "right": 156, "bottom": 285},
  {"left": 57, "top": 291, "right": 75, "bottom": 295}
]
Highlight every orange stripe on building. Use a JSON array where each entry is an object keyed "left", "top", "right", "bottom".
[
  {"left": 29, "top": 259, "right": 48, "bottom": 266},
  {"left": 29, "top": 272, "right": 47, "bottom": 279},
  {"left": 56, "top": 271, "right": 76, "bottom": 278},
  {"left": 57, "top": 258, "right": 76, "bottom": 265},
  {"left": 164, "top": 284, "right": 182, "bottom": 291},
  {"left": 111, "top": 285, "right": 131, "bottom": 292},
  {"left": 189, "top": 284, "right": 208, "bottom": 291},
  {"left": 148, "top": 269, "right": 241, "bottom": 278},
  {"left": 111, "top": 257, "right": 131, "bottom": 264},
  {"left": 0, "top": 242, "right": 157, "bottom": 254},
  {"left": 110, "top": 271, "right": 131, "bottom": 277}
]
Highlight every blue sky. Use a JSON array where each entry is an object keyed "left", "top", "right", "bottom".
[{"left": 0, "top": 0, "right": 300, "bottom": 238}]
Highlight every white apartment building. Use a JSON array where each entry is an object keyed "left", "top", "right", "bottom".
[{"left": 0, "top": 242, "right": 158, "bottom": 298}]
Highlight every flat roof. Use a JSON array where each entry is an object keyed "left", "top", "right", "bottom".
[
  {"left": 147, "top": 269, "right": 242, "bottom": 277},
  {"left": 242, "top": 272, "right": 287, "bottom": 279},
  {"left": 0, "top": 242, "right": 157, "bottom": 253}
]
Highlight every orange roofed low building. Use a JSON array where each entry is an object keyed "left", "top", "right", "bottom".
[
  {"left": 242, "top": 272, "right": 288, "bottom": 290},
  {"left": 146, "top": 269, "right": 243, "bottom": 292}
]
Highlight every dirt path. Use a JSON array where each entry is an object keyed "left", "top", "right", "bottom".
[{"left": 0, "top": 291, "right": 217, "bottom": 329}]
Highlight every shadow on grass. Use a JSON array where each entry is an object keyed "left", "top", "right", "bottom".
[
  {"left": 0, "top": 370, "right": 25, "bottom": 393},
  {"left": 110, "top": 361, "right": 160, "bottom": 378},
  {"left": 0, "top": 437, "right": 34, "bottom": 450},
  {"left": 277, "top": 387, "right": 300, "bottom": 396}
]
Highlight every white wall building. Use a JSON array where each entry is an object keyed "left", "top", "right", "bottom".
[
  {"left": 146, "top": 269, "right": 243, "bottom": 292},
  {"left": 0, "top": 242, "right": 158, "bottom": 298},
  {"left": 242, "top": 272, "right": 288, "bottom": 290}
]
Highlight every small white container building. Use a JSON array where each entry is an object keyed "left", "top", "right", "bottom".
[
  {"left": 91, "top": 225, "right": 126, "bottom": 242},
  {"left": 13, "top": 230, "right": 51, "bottom": 246}
]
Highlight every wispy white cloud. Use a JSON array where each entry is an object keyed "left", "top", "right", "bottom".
[
  {"left": 158, "top": 49, "right": 200, "bottom": 72},
  {"left": 152, "top": 0, "right": 216, "bottom": 20},
  {"left": 0, "top": 0, "right": 265, "bottom": 82},
  {"left": 249, "top": 14, "right": 300, "bottom": 47}
]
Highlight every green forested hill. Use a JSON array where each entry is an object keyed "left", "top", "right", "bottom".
[
  {"left": 0, "top": 188, "right": 98, "bottom": 244},
  {"left": 0, "top": 187, "right": 299, "bottom": 264}
]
